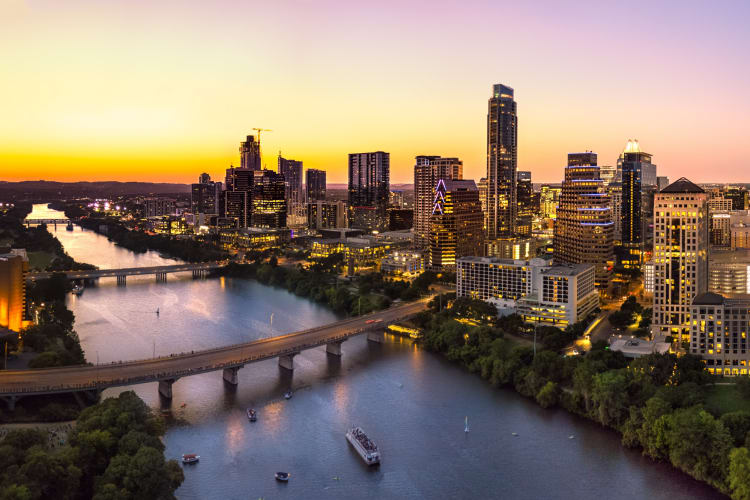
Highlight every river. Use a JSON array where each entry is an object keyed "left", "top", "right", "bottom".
[{"left": 29, "top": 204, "right": 724, "bottom": 499}]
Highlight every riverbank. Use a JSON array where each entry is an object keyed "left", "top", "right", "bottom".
[{"left": 415, "top": 299, "right": 750, "bottom": 499}]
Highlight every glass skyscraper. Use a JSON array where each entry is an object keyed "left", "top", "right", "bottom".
[
  {"left": 348, "top": 151, "right": 390, "bottom": 232},
  {"left": 486, "top": 83, "right": 517, "bottom": 239}
]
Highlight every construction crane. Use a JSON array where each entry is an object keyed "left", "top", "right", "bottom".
[{"left": 252, "top": 128, "right": 272, "bottom": 168}]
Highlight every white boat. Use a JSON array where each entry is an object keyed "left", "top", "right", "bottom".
[
  {"left": 346, "top": 427, "right": 380, "bottom": 465},
  {"left": 284, "top": 391, "right": 292, "bottom": 400},
  {"left": 464, "top": 416, "right": 469, "bottom": 433},
  {"left": 181, "top": 454, "right": 199, "bottom": 464}
]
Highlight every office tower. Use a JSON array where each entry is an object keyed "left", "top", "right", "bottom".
[
  {"left": 457, "top": 256, "right": 598, "bottom": 327},
  {"left": 225, "top": 166, "right": 254, "bottom": 192},
  {"left": 0, "top": 249, "right": 28, "bottom": 332},
  {"left": 486, "top": 83, "right": 517, "bottom": 238},
  {"left": 251, "top": 170, "right": 287, "bottom": 228},
  {"left": 657, "top": 176, "right": 670, "bottom": 191},
  {"left": 608, "top": 182, "right": 623, "bottom": 242},
  {"left": 191, "top": 173, "right": 221, "bottom": 216},
  {"left": 599, "top": 165, "right": 617, "bottom": 186},
  {"left": 621, "top": 140, "right": 657, "bottom": 266},
  {"left": 221, "top": 191, "right": 249, "bottom": 228},
  {"left": 690, "top": 293, "right": 750, "bottom": 376},
  {"left": 307, "top": 201, "right": 347, "bottom": 230},
  {"left": 652, "top": 178, "right": 709, "bottom": 341},
  {"left": 428, "top": 179, "right": 484, "bottom": 270},
  {"left": 516, "top": 171, "right": 533, "bottom": 237},
  {"left": 414, "top": 155, "right": 463, "bottom": 247},
  {"left": 278, "top": 155, "right": 304, "bottom": 205},
  {"left": 306, "top": 169, "right": 327, "bottom": 202},
  {"left": 726, "top": 186, "right": 748, "bottom": 210},
  {"left": 539, "top": 185, "right": 561, "bottom": 219},
  {"left": 348, "top": 152, "right": 390, "bottom": 232},
  {"left": 553, "top": 152, "right": 614, "bottom": 289},
  {"left": 240, "top": 135, "right": 261, "bottom": 170}
]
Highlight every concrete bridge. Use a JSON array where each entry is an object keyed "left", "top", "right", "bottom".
[
  {"left": 26, "top": 262, "right": 225, "bottom": 283},
  {"left": 24, "top": 218, "right": 72, "bottom": 228},
  {"left": 0, "top": 298, "right": 430, "bottom": 409}
]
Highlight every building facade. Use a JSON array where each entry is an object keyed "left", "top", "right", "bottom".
[
  {"left": 486, "top": 84, "right": 517, "bottom": 239},
  {"left": 621, "top": 140, "right": 656, "bottom": 267},
  {"left": 456, "top": 256, "right": 598, "bottom": 328},
  {"left": 191, "top": 173, "right": 222, "bottom": 217},
  {"left": 691, "top": 292, "right": 750, "bottom": 376},
  {"left": 413, "top": 155, "right": 463, "bottom": 247},
  {"left": 0, "top": 250, "right": 28, "bottom": 332},
  {"left": 240, "top": 135, "right": 261, "bottom": 170},
  {"left": 307, "top": 201, "right": 347, "bottom": 230},
  {"left": 251, "top": 170, "right": 287, "bottom": 229},
  {"left": 348, "top": 152, "right": 390, "bottom": 232},
  {"left": 306, "top": 169, "right": 327, "bottom": 202},
  {"left": 651, "top": 178, "right": 709, "bottom": 340},
  {"left": 553, "top": 152, "right": 614, "bottom": 289},
  {"left": 429, "top": 179, "right": 484, "bottom": 270}
]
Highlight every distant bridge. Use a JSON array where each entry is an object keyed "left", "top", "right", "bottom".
[
  {"left": 26, "top": 263, "right": 226, "bottom": 284},
  {"left": 0, "top": 298, "right": 430, "bottom": 409},
  {"left": 23, "top": 218, "right": 71, "bottom": 227}
]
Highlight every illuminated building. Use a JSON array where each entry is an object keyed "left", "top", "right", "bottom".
[
  {"left": 599, "top": 165, "right": 617, "bottom": 186},
  {"left": 307, "top": 201, "right": 346, "bottom": 230},
  {"left": 219, "top": 228, "right": 291, "bottom": 250},
  {"left": 429, "top": 179, "right": 484, "bottom": 271},
  {"left": 0, "top": 249, "right": 28, "bottom": 332},
  {"left": 710, "top": 211, "right": 731, "bottom": 247},
  {"left": 608, "top": 182, "right": 623, "bottom": 243},
  {"left": 726, "top": 186, "right": 748, "bottom": 210},
  {"left": 456, "top": 256, "right": 598, "bottom": 327},
  {"left": 539, "top": 185, "right": 561, "bottom": 219},
  {"left": 306, "top": 169, "right": 327, "bottom": 202},
  {"left": 708, "top": 249, "right": 750, "bottom": 296},
  {"left": 389, "top": 190, "right": 404, "bottom": 208},
  {"left": 348, "top": 152, "right": 390, "bottom": 232},
  {"left": 643, "top": 261, "right": 655, "bottom": 295},
  {"left": 690, "top": 292, "right": 750, "bottom": 376},
  {"left": 191, "top": 173, "right": 221, "bottom": 217},
  {"left": 485, "top": 236, "right": 536, "bottom": 260},
  {"left": 553, "top": 152, "right": 614, "bottom": 289},
  {"left": 239, "top": 135, "right": 261, "bottom": 170},
  {"left": 709, "top": 197, "right": 733, "bottom": 212},
  {"left": 381, "top": 250, "right": 424, "bottom": 277},
  {"left": 486, "top": 83, "right": 517, "bottom": 238},
  {"left": 310, "top": 237, "right": 393, "bottom": 275},
  {"left": 516, "top": 170, "right": 533, "bottom": 237},
  {"left": 414, "top": 155, "right": 462, "bottom": 247},
  {"left": 251, "top": 170, "right": 287, "bottom": 229},
  {"left": 652, "top": 178, "right": 709, "bottom": 340},
  {"left": 621, "top": 140, "right": 656, "bottom": 267},
  {"left": 148, "top": 216, "right": 189, "bottom": 235},
  {"left": 478, "top": 177, "right": 488, "bottom": 215},
  {"left": 142, "top": 197, "right": 175, "bottom": 217}
]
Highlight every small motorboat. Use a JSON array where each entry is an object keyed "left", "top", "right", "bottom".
[
  {"left": 182, "top": 454, "right": 199, "bottom": 464},
  {"left": 568, "top": 435, "right": 575, "bottom": 440},
  {"left": 71, "top": 285, "right": 84, "bottom": 296},
  {"left": 284, "top": 391, "right": 293, "bottom": 400},
  {"left": 275, "top": 472, "right": 290, "bottom": 482},
  {"left": 247, "top": 408, "right": 257, "bottom": 422}
]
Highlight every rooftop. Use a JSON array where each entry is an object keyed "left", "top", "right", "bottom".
[
  {"left": 610, "top": 338, "right": 671, "bottom": 358},
  {"left": 660, "top": 177, "right": 704, "bottom": 194},
  {"left": 692, "top": 292, "right": 726, "bottom": 305}
]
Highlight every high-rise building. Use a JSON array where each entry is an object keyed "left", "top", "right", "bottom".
[
  {"left": 478, "top": 177, "right": 488, "bottom": 215},
  {"left": 608, "top": 182, "right": 623, "bottom": 243},
  {"left": 621, "top": 140, "right": 657, "bottom": 267},
  {"left": 726, "top": 186, "right": 748, "bottom": 210},
  {"left": 306, "top": 169, "right": 327, "bottom": 202},
  {"left": 348, "top": 152, "right": 390, "bottom": 232},
  {"left": 516, "top": 171, "right": 533, "bottom": 237},
  {"left": 599, "top": 165, "right": 617, "bottom": 186},
  {"left": 251, "top": 170, "right": 287, "bottom": 229},
  {"left": 652, "top": 178, "right": 709, "bottom": 341},
  {"left": 429, "top": 179, "right": 484, "bottom": 270},
  {"left": 486, "top": 83, "right": 517, "bottom": 238},
  {"left": 540, "top": 185, "right": 561, "bottom": 219},
  {"left": 0, "top": 249, "right": 28, "bottom": 332},
  {"left": 307, "top": 201, "right": 347, "bottom": 230},
  {"left": 240, "top": 135, "right": 261, "bottom": 170},
  {"left": 278, "top": 155, "right": 304, "bottom": 205},
  {"left": 413, "top": 155, "right": 463, "bottom": 247},
  {"left": 221, "top": 190, "right": 248, "bottom": 228},
  {"left": 553, "top": 152, "right": 614, "bottom": 289},
  {"left": 191, "top": 173, "right": 222, "bottom": 216},
  {"left": 225, "top": 166, "right": 254, "bottom": 192}
]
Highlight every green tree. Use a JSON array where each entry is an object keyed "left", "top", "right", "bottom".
[
  {"left": 729, "top": 447, "right": 750, "bottom": 500},
  {"left": 721, "top": 412, "right": 750, "bottom": 447},
  {"left": 536, "top": 381, "right": 559, "bottom": 408}
]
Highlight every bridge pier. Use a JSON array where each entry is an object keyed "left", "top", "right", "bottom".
[
  {"left": 367, "top": 330, "right": 386, "bottom": 343},
  {"left": 155, "top": 272, "right": 167, "bottom": 282},
  {"left": 192, "top": 269, "right": 207, "bottom": 279},
  {"left": 278, "top": 351, "right": 299, "bottom": 371},
  {"left": 116, "top": 275, "right": 127, "bottom": 286},
  {"left": 158, "top": 378, "right": 178, "bottom": 399},
  {"left": 222, "top": 366, "right": 243, "bottom": 385},
  {"left": 1, "top": 395, "right": 20, "bottom": 411},
  {"left": 326, "top": 340, "right": 344, "bottom": 356}
]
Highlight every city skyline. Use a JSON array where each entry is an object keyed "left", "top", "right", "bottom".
[{"left": 3, "top": 1, "right": 750, "bottom": 184}]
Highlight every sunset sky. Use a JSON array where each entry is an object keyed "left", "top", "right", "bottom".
[{"left": 2, "top": 0, "right": 749, "bottom": 184}]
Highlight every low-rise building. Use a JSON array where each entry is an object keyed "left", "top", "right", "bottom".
[
  {"left": 219, "top": 228, "right": 291, "bottom": 250},
  {"left": 610, "top": 338, "right": 670, "bottom": 358},
  {"left": 456, "top": 256, "right": 598, "bottom": 328},
  {"left": 691, "top": 292, "right": 750, "bottom": 376},
  {"left": 310, "top": 237, "right": 393, "bottom": 275},
  {"left": 380, "top": 250, "right": 424, "bottom": 277}
]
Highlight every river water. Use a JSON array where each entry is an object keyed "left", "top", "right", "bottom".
[{"left": 30, "top": 204, "right": 724, "bottom": 499}]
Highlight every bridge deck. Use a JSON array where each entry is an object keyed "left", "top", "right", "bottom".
[
  {"left": 27, "top": 262, "right": 224, "bottom": 281},
  {"left": 0, "top": 299, "right": 429, "bottom": 397}
]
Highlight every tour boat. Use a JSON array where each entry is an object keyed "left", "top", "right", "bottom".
[
  {"left": 247, "top": 408, "right": 257, "bottom": 422},
  {"left": 181, "top": 454, "right": 200, "bottom": 464},
  {"left": 346, "top": 427, "right": 380, "bottom": 465},
  {"left": 275, "top": 472, "right": 290, "bottom": 482}
]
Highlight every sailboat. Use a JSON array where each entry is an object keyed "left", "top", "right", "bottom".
[{"left": 464, "top": 416, "right": 469, "bottom": 433}]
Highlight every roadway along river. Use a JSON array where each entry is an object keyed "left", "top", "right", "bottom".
[{"left": 31, "top": 204, "right": 723, "bottom": 499}]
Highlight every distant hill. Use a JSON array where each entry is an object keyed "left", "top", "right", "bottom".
[{"left": 0, "top": 180, "right": 191, "bottom": 196}]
